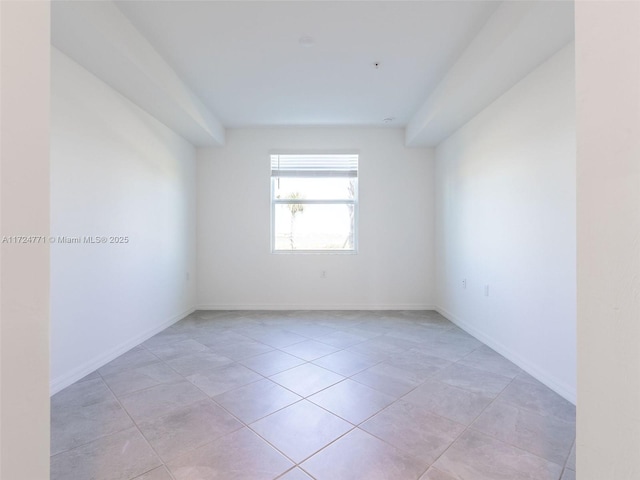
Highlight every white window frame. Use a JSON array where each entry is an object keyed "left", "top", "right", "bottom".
[{"left": 270, "top": 152, "right": 359, "bottom": 254}]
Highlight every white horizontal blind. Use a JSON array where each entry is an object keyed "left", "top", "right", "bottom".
[{"left": 271, "top": 154, "right": 358, "bottom": 178}]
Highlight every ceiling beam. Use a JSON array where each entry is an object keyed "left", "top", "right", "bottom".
[
  {"left": 51, "top": 0, "right": 225, "bottom": 147},
  {"left": 405, "top": 1, "right": 574, "bottom": 148}
]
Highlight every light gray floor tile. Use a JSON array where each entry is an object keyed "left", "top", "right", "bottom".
[
  {"left": 420, "top": 311, "right": 453, "bottom": 323},
  {"left": 434, "top": 363, "right": 513, "bottom": 397},
  {"left": 561, "top": 469, "right": 576, "bottom": 480},
  {"left": 132, "top": 466, "right": 174, "bottom": 480},
  {"left": 342, "top": 326, "right": 384, "bottom": 340},
  {"left": 194, "top": 330, "right": 251, "bottom": 349},
  {"left": 147, "top": 339, "right": 210, "bottom": 361},
  {"left": 361, "top": 399, "right": 465, "bottom": 463},
  {"left": 214, "top": 378, "right": 302, "bottom": 424},
  {"left": 51, "top": 427, "right": 161, "bottom": 480},
  {"left": 315, "top": 310, "right": 366, "bottom": 326},
  {"left": 515, "top": 371, "right": 542, "bottom": 385},
  {"left": 309, "top": 379, "right": 395, "bottom": 424},
  {"left": 312, "top": 350, "right": 381, "bottom": 376},
  {"left": 349, "top": 337, "right": 406, "bottom": 356},
  {"left": 403, "top": 380, "right": 494, "bottom": 425},
  {"left": 368, "top": 335, "right": 422, "bottom": 353},
  {"left": 102, "top": 362, "right": 183, "bottom": 397},
  {"left": 349, "top": 322, "right": 397, "bottom": 336},
  {"left": 270, "top": 363, "right": 344, "bottom": 397},
  {"left": 498, "top": 377, "right": 576, "bottom": 424},
  {"left": 301, "top": 428, "right": 428, "bottom": 480},
  {"left": 195, "top": 325, "right": 239, "bottom": 338},
  {"left": 211, "top": 339, "right": 276, "bottom": 360},
  {"left": 187, "top": 363, "right": 263, "bottom": 397},
  {"left": 419, "top": 467, "right": 458, "bottom": 480},
  {"left": 385, "top": 350, "right": 451, "bottom": 380},
  {"left": 345, "top": 341, "right": 391, "bottom": 362},
  {"left": 457, "top": 345, "right": 523, "bottom": 378},
  {"left": 142, "top": 328, "right": 194, "bottom": 349},
  {"left": 250, "top": 400, "right": 352, "bottom": 462},
  {"left": 165, "top": 351, "right": 234, "bottom": 376},
  {"left": 439, "top": 327, "right": 478, "bottom": 340},
  {"left": 243, "top": 329, "right": 308, "bottom": 348},
  {"left": 315, "top": 330, "right": 368, "bottom": 348},
  {"left": 240, "top": 350, "right": 305, "bottom": 376},
  {"left": 433, "top": 430, "right": 563, "bottom": 480},
  {"left": 282, "top": 339, "right": 340, "bottom": 361},
  {"left": 167, "top": 427, "right": 293, "bottom": 480},
  {"left": 138, "top": 398, "right": 243, "bottom": 462},
  {"left": 351, "top": 362, "right": 426, "bottom": 398},
  {"left": 119, "top": 380, "right": 208, "bottom": 423},
  {"left": 98, "top": 347, "right": 159, "bottom": 377},
  {"left": 419, "top": 336, "right": 482, "bottom": 362},
  {"left": 51, "top": 395, "right": 134, "bottom": 455},
  {"left": 471, "top": 399, "right": 575, "bottom": 465},
  {"left": 283, "top": 323, "right": 340, "bottom": 338},
  {"left": 383, "top": 325, "right": 439, "bottom": 344},
  {"left": 278, "top": 467, "right": 314, "bottom": 479},
  {"left": 171, "top": 315, "right": 227, "bottom": 333},
  {"left": 384, "top": 333, "right": 429, "bottom": 349},
  {"left": 232, "top": 325, "right": 272, "bottom": 337},
  {"left": 51, "top": 377, "right": 113, "bottom": 410}
]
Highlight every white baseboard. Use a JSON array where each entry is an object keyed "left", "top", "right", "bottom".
[
  {"left": 50, "top": 306, "right": 196, "bottom": 396},
  {"left": 435, "top": 305, "right": 576, "bottom": 405},
  {"left": 196, "top": 304, "right": 436, "bottom": 311}
]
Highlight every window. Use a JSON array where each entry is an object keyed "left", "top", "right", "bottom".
[{"left": 271, "top": 153, "right": 358, "bottom": 253}]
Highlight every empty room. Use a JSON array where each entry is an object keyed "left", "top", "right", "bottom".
[{"left": 2, "top": 1, "right": 639, "bottom": 480}]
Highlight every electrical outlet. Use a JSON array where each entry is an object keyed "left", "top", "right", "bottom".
[
  {"left": 321, "top": 270, "right": 327, "bottom": 278},
  {"left": 462, "top": 278, "right": 467, "bottom": 289}
]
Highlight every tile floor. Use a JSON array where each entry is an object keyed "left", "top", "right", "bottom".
[{"left": 51, "top": 310, "right": 576, "bottom": 480}]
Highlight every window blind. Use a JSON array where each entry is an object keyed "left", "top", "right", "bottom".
[{"left": 270, "top": 154, "right": 358, "bottom": 178}]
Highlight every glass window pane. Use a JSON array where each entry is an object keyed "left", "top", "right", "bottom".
[
  {"left": 274, "top": 203, "right": 356, "bottom": 251},
  {"left": 273, "top": 177, "right": 356, "bottom": 201}
]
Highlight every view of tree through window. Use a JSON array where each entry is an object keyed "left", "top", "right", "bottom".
[{"left": 271, "top": 154, "right": 358, "bottom": 252}]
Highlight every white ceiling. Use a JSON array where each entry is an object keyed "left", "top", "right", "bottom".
[
  {"left": 114, "top": 1, "right": 499, "bottom": 128},
  {"left": 51, "top": 1, "right": 575, "bottom": 147}
]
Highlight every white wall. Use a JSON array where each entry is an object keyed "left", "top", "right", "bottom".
[
  {"left": 197, "top": 128, "right": 434, "bottom": 310},
  {"left": 576, "top": 1, "right": 640, "bottom": 478},
  {"left": 434, "top": 44, "right": 576, "bottom": 402},
  {"left": 50, "top": 48, "right": 197, "bottom": 394},
  {"left": 0, "top": 2, "right": 51, "bottom": 478}
]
